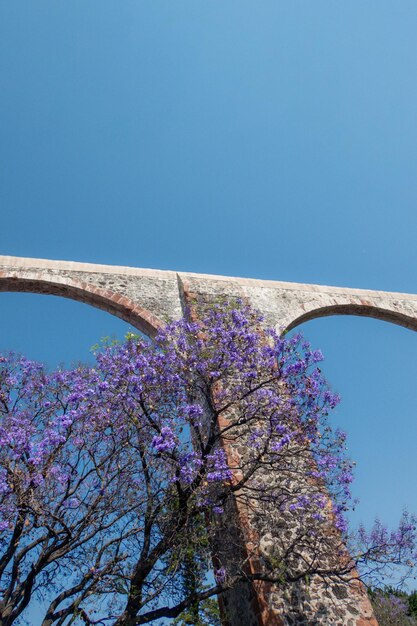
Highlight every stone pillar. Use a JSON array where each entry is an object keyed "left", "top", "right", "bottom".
[{"left": 180, "top": 282, "right": 378, "bottom": 626}]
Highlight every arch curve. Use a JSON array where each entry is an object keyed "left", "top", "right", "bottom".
[
  {"left": 0, "top": 272, "right": 164, "bottom": 338},
  {"left": 283, "top": 303, "right": 417, "bottom": 335}
]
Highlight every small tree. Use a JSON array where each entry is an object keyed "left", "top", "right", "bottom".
[
  {"left": 369, "top": 588, "right": 417, "bottom": 626},
  {"left": 0, "top": 303, "right": 416, "bottom": 624}
]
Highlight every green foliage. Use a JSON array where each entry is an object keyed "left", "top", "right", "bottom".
[
  {"left": 172, "top": 597, "right": 221, "bottom": 626},
  {"left": 167, "top": 511, "right": 221, "bottom": 626},
  {"left": 409, "top": 591, "right": 417, "bottom": 617},
  {"left": 90, "top": 330, "right": 141, "bottom": 354}
]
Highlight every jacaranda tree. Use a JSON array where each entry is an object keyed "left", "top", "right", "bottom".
[{"left": 0, "top": 302, "right": 415, "bottom": 625}]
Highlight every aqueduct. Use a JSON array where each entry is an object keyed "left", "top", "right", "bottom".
[
  {"left": 2, "top": 254, "right": 417, "bottom": 625},
  {"left": 2, "top": 255, "right": 417, "bottom": 338}
]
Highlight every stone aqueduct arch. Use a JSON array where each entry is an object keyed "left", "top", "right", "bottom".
[
  {"left": 2, "top": 255, "right": 417, "bottom": 625},
  {"left": 2, "top": 255, "right": 417, "bottom": 338}
]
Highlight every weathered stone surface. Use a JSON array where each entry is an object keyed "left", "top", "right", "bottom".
[
  {"left": 0, "top": 256, "right": 182, "bottom": 336},
  {"left": 1, "top": 255, "right": 417, "bottom": 336},
  {"left": 1, "top": 254, "right": 415, "bottom": 626},
  {"left": 178, "top": 272, "right": 417, "bottom": 334}
]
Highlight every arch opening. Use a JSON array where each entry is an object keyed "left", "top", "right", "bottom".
[
  {"left": 287, "top": 313, "right": 417, "bottom": 542},
  {"left": 285, "top": 303, "right": 417, "bottom": 335},
  {"left": 0, "top": 291, "right": 142, "bottom": 368}
]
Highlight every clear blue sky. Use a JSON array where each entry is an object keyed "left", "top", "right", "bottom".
[{"left": 1, "top": 0, "right": 417, "bottom": 604}]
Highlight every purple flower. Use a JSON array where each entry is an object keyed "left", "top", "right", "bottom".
[
  {"left": 214, "top": 567, "right": 226, "bottom": 583},
  {"left": 152, "top": 426, "right": 177, "bottom": 452},
  {"left": 206, "top": 449, "right": 233, "bottom": 483}
]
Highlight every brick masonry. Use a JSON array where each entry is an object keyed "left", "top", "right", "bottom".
[{"left": 2, "top": 255, "right": 417, "bottom": 624}]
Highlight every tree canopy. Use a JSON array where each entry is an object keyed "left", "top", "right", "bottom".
[{"left": 0, "top": 302, "right": 416, "bottom": 625}]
